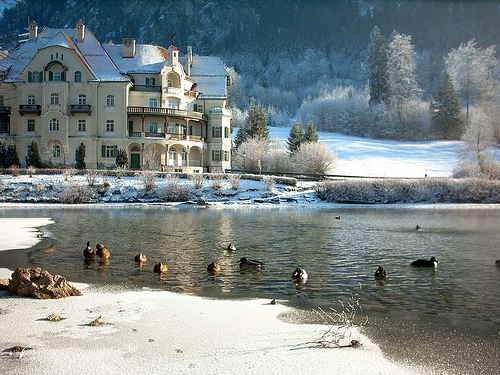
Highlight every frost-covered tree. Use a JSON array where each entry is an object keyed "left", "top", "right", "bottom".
[
  {"left": 387, "top": 31, "right": 421, "bottom": 120},
  {"left": 287, "top": 120, "right": 304, "bottom": 154},
  {"left": 304, "top": 120, "right": 319, "bottom": 143},
  {"left": 5, "top": 140, "right": 20, "bottom": 168},
  {"left": 367, "top": 25, "right": 390, "bottom": 105},
  {"left": 25, "top": 139, "right": 43, "bottom": 168},
  {"left": 75, "top": 141, "right": 86, "bottom": 170},
  {"left": 294, "top": 142, "right": 337, "bottom": 175},
  {"left": 231, "top": 137, "right": 269, "bottom": 172},
  {"left": 445, "top": 39, "right": 498, "bottom": 121},
  {"left": 458, "top": 108, "right": 499, "bottom": 177},
  {"left": 431, "top": 70, "right": 462, "bottom": 139},
  {"left": 246, "top": 98, "right": 270, "bottom": 141},
  {"left": 115, "top": 147, "right": 128, "bottom": 168}
]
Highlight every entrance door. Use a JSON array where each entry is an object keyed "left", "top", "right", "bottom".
[{"left": 130, "top": 153, "right": 140, "bottom": 169}]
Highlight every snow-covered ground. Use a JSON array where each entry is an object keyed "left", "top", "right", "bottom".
[{"left": 269, "top": 127, "right": 464, "bottom": 178}]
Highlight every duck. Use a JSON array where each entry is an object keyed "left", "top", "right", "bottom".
[
  {"left": 153, "top": 262, "right": 168, "bottom": 273},
  {"left": 239, "top": 257, "right": 264, "bottom": 269},
  {"left": 415, "top": 225, "right": 422, "bottom": 231},
  {"left": 227, "top": 243, "right": 236, "bottom": 251},
  {"left": 292, "top": 266, "right": 308, "bottom": 281},
  {"left": 135, "top": 253, "right": 147, "bottom": 262},
  {"left": 83, "top": 241, "right": 95, "bottom": 260},
  {"left": 496, "top": 259, "right": 500, "bottom": 266},
  {"left": 335, "top": 216, "right": 341, "bottom": 220},
  {"left": 207, "top": 262, "right": 221, "bottom": 273},
  {"left": 411, "top": 257, "right": 438, "bottom": 268},
  {"left": 374, "top": 266, "right": 389, "bottom": 280},
  {"left": 95, "top": 244, "right": 110, "bottom": 261}
]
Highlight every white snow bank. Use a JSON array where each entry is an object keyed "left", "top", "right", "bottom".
[{"left": 0, "top": 219, "right": 430, "bottom": 375}]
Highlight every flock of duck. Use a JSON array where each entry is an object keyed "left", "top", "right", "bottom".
[{"left": 82, "top": 233, "right": 447, "bottom": 284}]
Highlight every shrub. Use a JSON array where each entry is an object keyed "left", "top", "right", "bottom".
[
  {"left": 62, "top": 182, "right": 95, "bottom": 203},
  {"left": 294, "top": 142, "right": 337, "bottom": 175},
  {"left": 85, "top": 170, "right": 99, "bottom": 187},
  {"left": 27, "top": 166, "right": 36, "bottom": 178},
  {"left": 189, "top": 173, "right": 205, "bottom": 189},
  {"left": 136, "top": 170, "right": 157, "bottom": 191},
  {"left": 226, "top": 173, "right": 241, "bottom": 190},
  {"left": 210, "top": 173, "right": 224, "bottom": 190},
  {"left": 63, "top": 168, "right": 75, "bottom": 181},
  {"left": 261, "top": 175, "right": 275, "bottom": 190}
]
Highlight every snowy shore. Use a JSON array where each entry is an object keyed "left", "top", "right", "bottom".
[{"left": 0, "top": 218, "right": 433, "bottom": 375}]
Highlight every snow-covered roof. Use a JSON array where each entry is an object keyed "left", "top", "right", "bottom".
[
  {"left": 0, "top": 27, "right": 127, "bottom": 82},
  {"left": 103, "top": 44, "right": 168, "bottom": 74},
  {"left": 187, "top": 56, "right": 229, "bottom": 98}
]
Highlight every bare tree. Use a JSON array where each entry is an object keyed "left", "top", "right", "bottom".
[{"left": 294, "top": 142, "right": 337, "bottom": 175}]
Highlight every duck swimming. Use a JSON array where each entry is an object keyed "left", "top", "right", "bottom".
[
  {"left": 83, "top": 241, "right": 95, "bottom": 260},
  {"left": 135, "top": 253, "right": 147, "bottom": 262},
  {"left": 96, "top": 244, "right": 110, "bottom": 261},
  {"left": 207, "top": 262, "right": 222, "bottom": 273},
  {"left": 239, "top": 257, "right": 264, "bottom": 269},
  {"left": 374, "top": 266, "right": 389, "bottom": 280},
  {"left": 153, "top": 262, "right": 168, "bottom": 273},
  {"left": 227, "top": 243, "right": 236, "bottom": 251},
  {"left": 292, "top": 266, "right": 308, "bottom": 281},
  {"left": 411, "top": 257, "right": 438, "bottom": 268}
]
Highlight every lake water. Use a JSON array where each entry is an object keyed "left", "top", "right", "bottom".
[{"left": 1, "top": 204, "right": 499, "bottom": 374}]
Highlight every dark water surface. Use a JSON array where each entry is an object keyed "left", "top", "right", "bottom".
[{"left": 1, "top": 204, "right": 499, "bottom": 374}]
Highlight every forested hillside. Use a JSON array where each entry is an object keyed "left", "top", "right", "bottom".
[{"left": 2, "top": 0, "right": 500, "bottom": 142}]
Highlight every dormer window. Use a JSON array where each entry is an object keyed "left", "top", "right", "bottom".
[
  {"left": 53, "top": 72, "right": 61, "bottom": 81},
  {"left": 48, "top": 71, "right": 66, "bottom": 81}
]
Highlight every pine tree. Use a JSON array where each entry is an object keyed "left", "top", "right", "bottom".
[
  {"left": 367, "top": 25, "right": 390, "bottom": 105},
  {"left": 246, "top": 98, "right": 270, "bottom": 141},
  {"left": 5, "top": 140, "right": 21, "bottom": 168},
  {"left": 304, "top": 120, "right": 319, "bottom": 143},
  {"left": 431, "top": 71, "right": 462, "bottom": 139},
  {"left": 0, "top": 139, "right": 6, "bottom": 168},
  {"left": 233, "top": 123, "right": 249, "bottom": 149},
  {"left": 25, "top": 139, "right": 43, "bottom": 168},
  {"left": 115, "top": 147, "right": 128, "bottom": 168},
  {"left": 75, "top": 141, "right": 86, "bottom": 169},
  {"left": 287, "top": 120, "right": 304, "bottom": 154}
]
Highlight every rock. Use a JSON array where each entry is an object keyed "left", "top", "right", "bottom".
[
  {"left": 47, "top": 314, "right": 64, "bottom": 321},
  {"left": 44, "top": 248, "right": 56, "bottom": 253},
  {"left": 8, "top": 267, "right": 82, "bottom": 299},
  {"left": 0, "top": 279, "right": 9, "bottom": 291},
  {"left": 5, "top": 346, "right": 32, "bottom": 353},
  {"left": 89, "top": 316, "right": 102, "bottom": 326}
]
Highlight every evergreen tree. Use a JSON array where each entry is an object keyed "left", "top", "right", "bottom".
[
  {"left": 246, "top": 98, "right": 270, "bottom": 141},
  {"left": 0, "top": 139, "right": 6, "bottom": 168},
  {"left": 25, "top": 139, "right": 43, "bottom": 168},
  {"left": 431, "top": 70, "right": 462, "bottom": 139},
  {"left": 367, "top": 25, "right": 390, "bottom": 105},
  {"left": 287, "top": 120, "right": 304, "bottom": 154},
  {"left": 233, "top": 123, "right": 249, "bottom": 149},
  {"left": 304, "top": 120, "right": 319, "bottom": 143},
  {"left": 5, "top": 140, "right": 21, "bottom": 168},
  {"left": 75, "top": 141, "right": 86, "bottom": 169},
  {"left": 115, "top": 147, "right": 128, "bottom": 168}
]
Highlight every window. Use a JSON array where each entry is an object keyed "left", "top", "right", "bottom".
[
  {"left": 78, "top": 94, "right": 87, "bottom": 105},
  {"left": 194, "top": 104, "right": 203, "bottom": 113},
  {"left": 74, "top": 71, "right": 82, "bottom": 82},
  {"left": 28, "top": 72, "right": 42, "bottom": 82},
  {"left": 102, "top": 145, "right": 116, "bottom": 158},
  {"left": 27, "top": 119, "right": 35, "bottom": 132},
  {"left": 224, "top": 151, "right": 230, "bottom": 162},
  {"left": 106, "top": 120, "right": 114, "bottom": 132},
  {"left": 53, "top": 72, "right": 62, "bottom": 82},
  {"left": 149, "top": 122, "right": 158, "bottom": 133},
  {"left": 149, "top": 98, "right": 158, "bottom": 108},
  {"left": 168, "top": 123, "right": 175, "bottom": 134},
  {"left": 49, "top": 118, "right": 59, "bottom": 131},
  {"left": 212, "top": 150, "right": 221, "bottom": 162},
  {"left": 106, "top": 95, "right": 114, "bottom": 107},
  {"left": 212, "top": 126, "right": 221, "bottom": 138},
  {"left": 167, "top": 79, "right": 172, "bottom": 87},
  {"left": 145, "top": 77, "right": 155, "bottom": 86},
  {"left": 48, "top": 71, "right": 65, "bottom": 81},
  {"left": 50, "top": 93, "right": 59, "bottom": 105},
  {"left": 168, "top": 100, "right": 175, "bottom": 109},
  {"left": 27, "top": 95, "right": 36, "bottom": 105},
  {"left": 224, "top": 127, "right": 230, "bottom": 138},
  {"left": 78, "top": 119, "right": 86, "bottom": 132},
  {"left": 52, "top": 144, "right": 61, "bottom": 158}
]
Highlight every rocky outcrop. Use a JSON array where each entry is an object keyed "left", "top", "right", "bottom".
[{"left": 8, "top": 267, "right": 81, "bottom": 299}]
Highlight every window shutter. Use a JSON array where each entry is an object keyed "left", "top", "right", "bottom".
[
  {"left": 61, "top": 71, "right": 66, "bottom": 81},
  {"left": 39, "top": 72, "right": 43, "bottom": 81},
  {"left": 48, "top": 71, "right": 53, "bottom": 81},
  {"left": 113, "top": 145, "right": 118, "bottom": 157},
  {"left": 212, "top": 150, "right": 214, "bottom": 161},
  {"left": 28, "top": 72, "right": 32, "bottom": 82},
  {"left": 212, "top": 127, "right": 214, "bottom": 137},
  {"left": 101, "top": 145, "right": 106, "bottom": 157}
]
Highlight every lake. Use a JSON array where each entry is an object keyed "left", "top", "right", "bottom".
[{"left": 1, "top": 204, "right": 499, "bottom": 374}]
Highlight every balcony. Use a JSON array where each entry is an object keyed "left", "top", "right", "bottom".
[
  {"left": 127, "top": 106, "right": 208, "bottom": 121},
  {"left": 131, "top": 84, "right": 162, "bottom": 93},
  {"left": 128, "top": 131, "right": 202, "bottom": 142},
  {"left": 18, "top": 105, "right": 39, "bottom": 116},
  {"left": 70, "top": 104, "right": 92, "bottom": 115},
  {"left": 184, "top": 90, "right": 198, "bottom": 98}
]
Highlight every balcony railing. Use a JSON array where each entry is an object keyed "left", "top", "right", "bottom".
[
  {"left": 18, "top": 104, "right": 39, "bottom": 116},
  {"left": 184, "top": 90, "right": 198, "bottom": 98},
  {"left": 127, "top": 106, "right": 208, "bottom": 121},
  {"left": 70, "top": 104, "right": 92, "bottom": 115},
  {"left": 131, "top": 84, "right": 162, "bottom": 92},
  {"left": 128, "top": 132, "right": 203, "bottom": 141}
]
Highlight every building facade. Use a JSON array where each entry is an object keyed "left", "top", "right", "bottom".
[{"left": 0, "top": 20, "right": 232, "bottom": 172}]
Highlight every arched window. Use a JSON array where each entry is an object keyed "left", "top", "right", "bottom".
[
  {"left": 74, "top": 71, "right": 82, "bottom": 82},
  {"left": 52, "top": 144, "right": 61, "bottom": 158},
  {"left": 50, "top": 93, "right": 59, "bottom": 105},
  {"left": 27, "top": 95, "right": 36, "bottom": 105},
  {"left": 149, "top": 98, "right": 158, "bottom": 107},
  {"left": 78, "top": 94, "right": 86, "bottom": 105},
  {"left": 49, "top": 118, "right": 59, "bottom": 131},
  {"left": 106, "top": 95, "right": 114, "bottom": 107}
]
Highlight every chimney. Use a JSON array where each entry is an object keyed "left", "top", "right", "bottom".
[
  {"left": 76, "top": 20, "right": 85, "bottom": 41},
  {"left": 29, "top": 20, "right": 38, "bottom": 41},
  {"left": 122, "top": 38, "right": 136, "bottom": 58}
]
